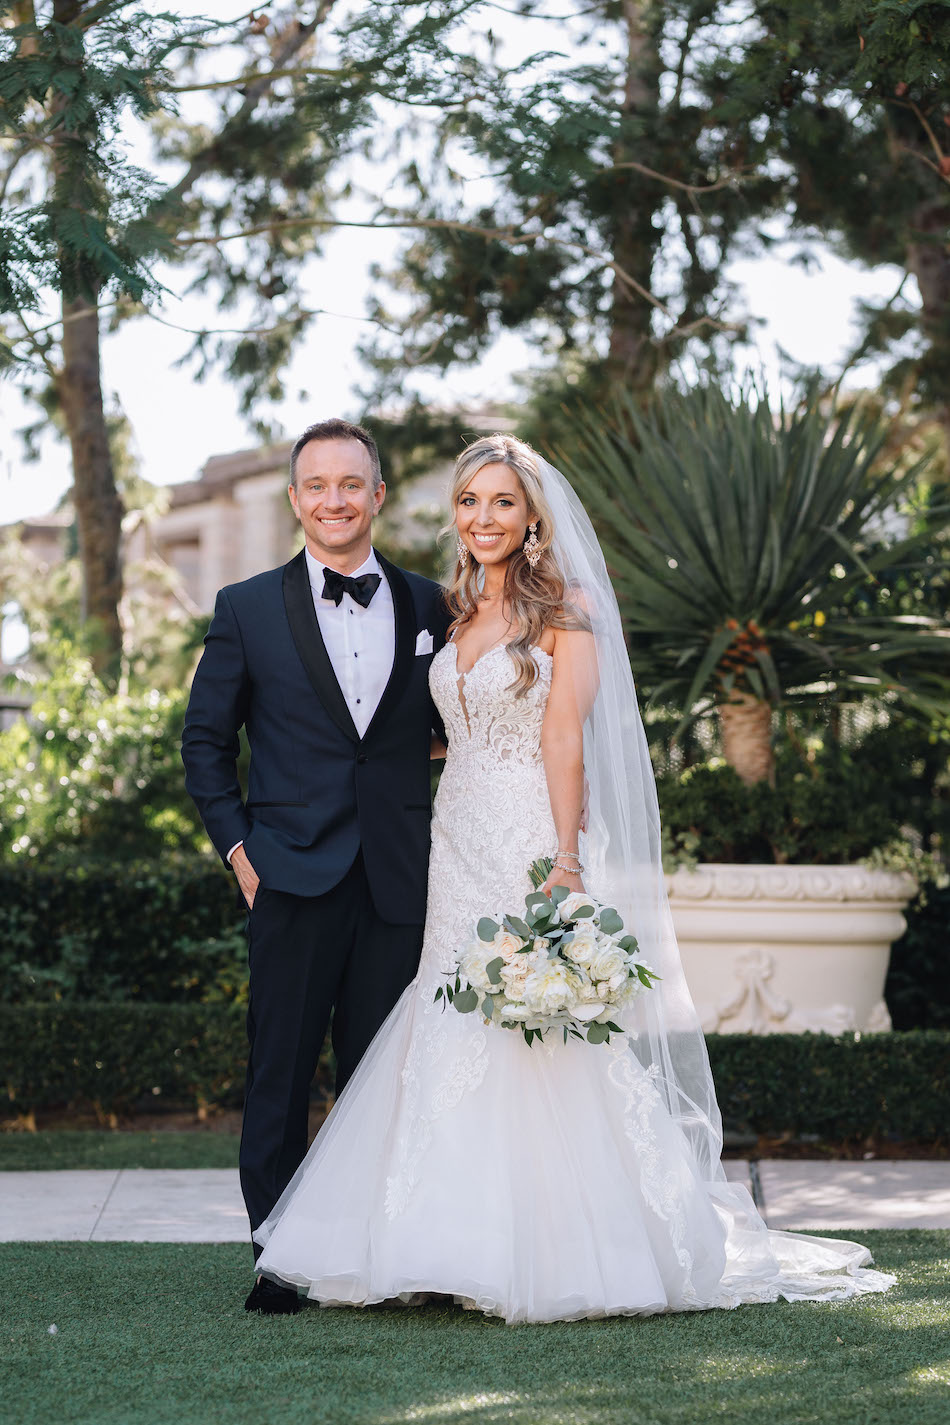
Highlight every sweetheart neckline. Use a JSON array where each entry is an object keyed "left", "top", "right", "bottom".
[{"left": 449, "top": 639, "right": 553, "bottom": 679}]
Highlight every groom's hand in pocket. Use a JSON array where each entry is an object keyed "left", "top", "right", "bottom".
[{"left": 231, "top": 844, "right": 261, "bottom": 910}]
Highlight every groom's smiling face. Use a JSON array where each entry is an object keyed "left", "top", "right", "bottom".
[{"left": 289, "top": 438, "right": 385, "bottom": 571}]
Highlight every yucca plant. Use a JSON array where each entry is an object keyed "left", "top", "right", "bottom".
[{"left": 555, "top": 383, "right": 950, "bottom": 786}]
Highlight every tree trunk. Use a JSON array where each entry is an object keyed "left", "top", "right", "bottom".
[
  {"left": 718, "top": 694, "right": 774, "bottom": 786},
  {"left": 48, "top": 0, "right": 123, "bottom": 682},
  {"left": 605, "top": 1, "right": 662, "bottom": 393},
  {"left": 56, "top": 293, "right": 123, "bottom": 681},
  {"left": 906, "top": 196, "right": 950, "bottom": 449}
]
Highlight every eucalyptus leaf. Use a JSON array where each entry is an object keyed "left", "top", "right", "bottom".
[
  {"left": 486, "top": 955, "right": 505, "bottom": 986},
  {"left": 481, "top": 995, "right": 495, "bottom": 1020},
  {"left": 502, "top": 914, "right": 530, "bottom": 939},
  {"left": 453, "top": 987, "right": 479, "bottom": 1013},
  {"left": 598, "top": 908, "right": 624, "bottom": 936},
  {"left": 571, "top": 904, "right": 595, "bottom": 922},
  {"left": 477, "top": 917, "right": 499, "bottom": 942},
  {"left": 550, "top": 885, "right": 569, "bottom": 906},
  {"left": 586, "top": 1022, "right": 610, "bottom": 1045}
]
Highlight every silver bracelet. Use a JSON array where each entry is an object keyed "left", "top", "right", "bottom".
[
  {"left": 557, "top": 849, "right": 582, "bottom": 862},
  {"left": 553, "top": 858, "right": 585, "bottom": 875}
]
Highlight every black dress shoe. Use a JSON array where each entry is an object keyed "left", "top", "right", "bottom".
[{"left": 244, "top": 1277, "right": 301, "bottom": 1315}]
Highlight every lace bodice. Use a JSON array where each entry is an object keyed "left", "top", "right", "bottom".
[
  {"left": 430, "top": 640, "right": 552, "bottom": 769},
  {"left": 419, "top": 641, "right": 557, "bottom": 989}
]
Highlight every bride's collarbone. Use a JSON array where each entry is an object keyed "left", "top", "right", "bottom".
[{"left": 451, "top": 616, "right": 514, "bottom": 676}]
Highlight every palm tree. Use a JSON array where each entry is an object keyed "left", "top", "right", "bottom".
[{"left": 554, "top": 384, "right": 950, "bottom": 785}]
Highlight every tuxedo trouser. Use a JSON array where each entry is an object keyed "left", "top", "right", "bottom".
[{"left": 240, "top": 851, "right": 424, "bottom": 1255}]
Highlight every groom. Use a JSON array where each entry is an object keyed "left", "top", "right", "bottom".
[{"left": 181, "top": 418, "right": 449, "bottom": 1314}]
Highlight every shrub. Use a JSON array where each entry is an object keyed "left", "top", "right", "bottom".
[
  {"left": 886, "top": 882, "right": 950, "bottom": 1030},
  {"left": 657, "top": 721, "right": 948, "bottom": 865},
  {"left": 708, "top": 1030, "right": 950, "bottom": 1141},
  {"left": 0, "top": 858, "right": 245, "bottom": 1004},
  {"left": 0, "top": 648, "right": 205, "bottom": 861},
  {"left": 1, "top": 1002, "right": 945, "bottom": 1140},
  {"left": 0, "top": 1003, "right": 249, "bottom": 1115}
]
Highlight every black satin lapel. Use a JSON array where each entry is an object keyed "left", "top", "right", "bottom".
[
  {"left": 363, "top": 553, "right": 415, "bottom": 743},
  {"left": 282, "top": 550, "right": 359, "bottom": 743}
]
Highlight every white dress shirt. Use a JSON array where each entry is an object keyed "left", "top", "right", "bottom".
[
  {"left": 227, "top": 546, "right": 395, "bottom": 864},
  {"left": 304, "top": 545, "right": 395, "bottom": 737}
]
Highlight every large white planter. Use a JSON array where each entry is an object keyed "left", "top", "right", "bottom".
[{"left": 666, "top": 863, "right": 916, "bottom": 1036}]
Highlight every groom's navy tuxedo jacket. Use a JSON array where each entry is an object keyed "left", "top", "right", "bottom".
[{"left": 181, "top": 548, "right": 450, "bottom": 924}]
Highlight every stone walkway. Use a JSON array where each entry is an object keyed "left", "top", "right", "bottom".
[{"left": 1, "top": 1161, "right": 949, "bottom": 1242}]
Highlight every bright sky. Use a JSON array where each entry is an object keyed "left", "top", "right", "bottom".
[{"left": 0, "top": 2, "right": 913, "bottom": 526}]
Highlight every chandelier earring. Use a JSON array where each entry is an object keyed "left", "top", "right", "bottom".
[
  {"left": 523, "top": 521, "right": 541, "bottom": 569},
  {"left": 456, "top": 534, "right": 468, "bottom": 567}
]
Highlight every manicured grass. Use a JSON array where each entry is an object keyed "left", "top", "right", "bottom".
[
  {"left": 1, "top": 1234, "right": 947, "bottom": 1425},
  {"left": 0, "top": 1131, "right": 240, "bottom": 1171}
]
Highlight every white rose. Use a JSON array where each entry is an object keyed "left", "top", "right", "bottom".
[
  {"left": 564, "top": 929, "right": 599, "bottom": 967},
  {"left": 500, "top": 961, "right": 530, "bottom": 1003},
  {"left": 588, "top": 946, "right": 626, "bottom": 983},
  {"left": 492, "top": 928, "right": 526, "bottom": 962},
  {"left": 558, "top": 891, "right": 597, "bottom": 924}
]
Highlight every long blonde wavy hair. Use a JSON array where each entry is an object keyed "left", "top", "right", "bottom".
[{"left": 445, "top": 434, "right": 590, "bottom": 695}]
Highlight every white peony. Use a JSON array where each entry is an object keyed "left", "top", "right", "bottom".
[
  {"left": 571, "top": 1000, "right": 607, "bottom": 1021},
  {"left": 523, "top": 961, "right": 581, "bottom": 1017},
  {"left": 457, "top": 941, "right": 495, "bottom": 993}
]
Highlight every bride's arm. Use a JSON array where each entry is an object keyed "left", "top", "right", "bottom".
[{"left": 539, "top": 624, "right": 599, "bottom": 895}]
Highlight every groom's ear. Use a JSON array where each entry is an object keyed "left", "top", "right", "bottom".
[{"left": 372, "top": 480, "right": 386, "bottom": 515}]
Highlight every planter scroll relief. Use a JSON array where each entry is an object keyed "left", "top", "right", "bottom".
[{"left": 666, "top": 863, "right": 916, "bottom": 1036}]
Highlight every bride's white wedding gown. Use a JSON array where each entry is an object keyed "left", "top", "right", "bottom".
[{"left": 254, "top": 641, "right": 894, "bottom": 1322}]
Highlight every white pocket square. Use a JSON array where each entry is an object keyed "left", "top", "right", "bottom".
[{"left": 415, "top": 629, "right": 434, "bottom": 655}]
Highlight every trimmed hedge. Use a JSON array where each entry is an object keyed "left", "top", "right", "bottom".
[
  {"left": 708, "top": 1031, "right": 950, "bottom": 1142},
  {"left": 0, "top": 859, "right": 244, "bottom": 1003},
  {"left": 1, "top": 1004, "right": 947, "bottom": 1140},
  {"left": 0, "top": 1004, "right": 248, "bottom": 1115}
]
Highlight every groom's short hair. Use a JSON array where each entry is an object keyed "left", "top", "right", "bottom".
[{"left": 290, "top": 419, "right": 382, "bottom": 491}]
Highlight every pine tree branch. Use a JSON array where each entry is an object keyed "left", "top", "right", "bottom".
[
  {"left": 10, "top": 309, "right": 58, "bottom": 378},
  {"left": 152, "top": 3, "right": 336, "bottom": 219},
  {"left": 604, "top": 160, "right": 739, "bottom": 196},
  {"left": 176, "top": 213, "right": 740, "bottom": 335},
  {"left": 159, "top": 64, "right": 356, "bottom": 94}
]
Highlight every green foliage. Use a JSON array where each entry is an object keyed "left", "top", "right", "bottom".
[
  {"left": 2, "top": 997, "right": 945, "bottom": 1140},
  {"left": 886, "top": 881, "right": 950, "bottom": 1031},
  {"left": 557, "top": 382, "right": 950, "bottom": 725},
  {"left": 0, "top": 645, "right": 204, "bottom": 860},
  {"left": 708, "top": 1030, "right": 950, "bottom": 1143},
  {"left": 0, "top": 1002, "right": 247, "bottom": 1115},
  {"left": 0, "top": 858, "right": 243, "bottom": 1004},
  {"left": 0, "top": 3, "right": 200, "bottom": 309},
  {"left": 695, "top": 1, "right": 950, "bottom": 411},
  {"left": 658, "top": 720, "right": 949, "bottom": 865}
]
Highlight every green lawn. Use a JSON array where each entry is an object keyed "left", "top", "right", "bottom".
[
  {"left": 0, "top": 1131, "right": 240, "bottom": 1171},
  {"left": 2, "top": 1234, "right": 947, "bottom": 1425}
]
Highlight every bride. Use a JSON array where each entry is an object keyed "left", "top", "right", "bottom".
[{"left": 254, "top": 433, "right": 894, "bottom": 1322}]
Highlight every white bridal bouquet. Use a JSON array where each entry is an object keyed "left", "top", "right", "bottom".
[{"left": 435, "top": 857, "right": 660, "bottom": 1046}]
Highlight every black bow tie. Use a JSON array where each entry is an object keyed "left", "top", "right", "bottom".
[{"left": 321, "top": 568, "right": 381, "bottom": 609}]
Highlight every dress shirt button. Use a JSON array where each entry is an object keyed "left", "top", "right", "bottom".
[{"left": 357, "top": 753, "right": 368, "bottom": 764}]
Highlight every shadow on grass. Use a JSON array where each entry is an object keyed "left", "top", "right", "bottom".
[{"left": 1, "top": 1233, "right": 947, "bottom": 1425}]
